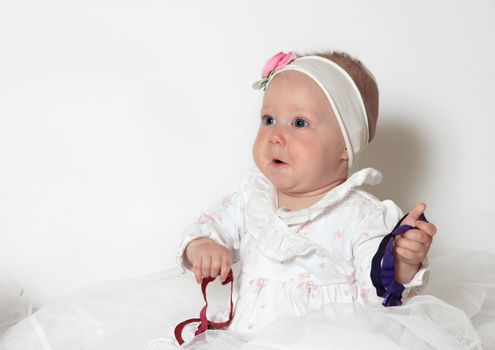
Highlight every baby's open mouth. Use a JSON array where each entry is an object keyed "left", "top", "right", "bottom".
[{"left": 273, "top": 159, "right": 286, "bottom": 165}]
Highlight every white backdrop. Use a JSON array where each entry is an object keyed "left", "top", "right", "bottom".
[{"left": 1, "top": 0, "right": 494, "bottom": 307}]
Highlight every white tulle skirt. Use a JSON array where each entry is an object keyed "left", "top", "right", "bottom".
[{"left": 0, "top": 248, "right": 494, "bottom": 350}]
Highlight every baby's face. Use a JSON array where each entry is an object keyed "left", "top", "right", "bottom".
[{"left": 252, "top": 70, "right": 349, "bottom": 196}]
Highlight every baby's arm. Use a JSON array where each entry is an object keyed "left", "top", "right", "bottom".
[
  {"left": 352, "top": 199, "right": 430, "bottom": 306},
  {"left": 177, "top": 192, "right": 244, "bottom": 283}
]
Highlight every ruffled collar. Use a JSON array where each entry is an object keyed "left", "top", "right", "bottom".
[{"left": 240, "top": 167, "right": 383, "bottom": 262}]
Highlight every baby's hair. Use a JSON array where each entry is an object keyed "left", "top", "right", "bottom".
[{"left": 301, "top": 50, "right": 379, "bottom": 142}]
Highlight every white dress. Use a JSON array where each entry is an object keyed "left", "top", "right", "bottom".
[
  {"left": 0, "top": 168, "right": 492, "bottom": 350},
  {"left": 176, "top": 167, "right": 428, "bottom": 334}
]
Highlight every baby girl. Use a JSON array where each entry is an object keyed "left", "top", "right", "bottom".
[
  {"left": 2, "top": 50, "right": 488, "bottom": 350},
  {"left": 177, "top": 50, "right": 437, "bottom": 335}
]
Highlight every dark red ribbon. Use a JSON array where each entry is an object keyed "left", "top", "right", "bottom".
[{"left": 174, "top": 270, "right": 234, "bottom": 345}]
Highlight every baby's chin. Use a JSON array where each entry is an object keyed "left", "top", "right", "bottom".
[
  {"left": 264, "top": 172, "right": 303, "bottom": 193},
  {"left": 255, "top": 161, "right": 302, "bottom": 190},
  {"left": 267, "top": 170, "right": 345, "bottom": 196}
]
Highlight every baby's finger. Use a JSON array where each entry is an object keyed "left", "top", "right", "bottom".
[
  {"left": 402, "top": 229, "right": 431, "bottom": 244},
  {"left": 395, "top": 246, "right": 422, "bottom": 265},
  {"left": 401, "top": 202, "right": 426, "bottom": 227},
  {"left": 395, "top": 236, "right": 425, "bottom": 253},
  {"left": 202, "top": 255, "right": 211, "bottom": 279},
  {"left": 210, "top": 254, "right": 221, "bottom": 279},
  {"left": 220, "top": 254, "right": 231, "bottom": 282},
  {"left": 415, "top": 220, "right": 437, "bottom": 237},
  {"left": 193, "top": 256, "right": 202, "bottom": 284}
]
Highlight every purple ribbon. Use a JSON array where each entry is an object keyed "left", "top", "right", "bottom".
[{"left": 371, "top": 213, "right": 428, "bottom": 306}]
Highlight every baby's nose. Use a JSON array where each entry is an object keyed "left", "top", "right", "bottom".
[{"left": 269, "top": 128, "right": 286, "bottom": 146}]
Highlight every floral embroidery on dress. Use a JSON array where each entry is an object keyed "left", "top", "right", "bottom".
[
  {"left": 222, "top": 194, "right": 233, "bottom": 208},
  {"left": 297, "top": 272, "right": 311, "bottom": 280},
  {"left": 335, "top": 230, "right": 344, "bottom": 239},
  {"left": 360, "top": 287, "right": 372, "bottom": 301},
  {"left": 249, "top": 278, "right": 266, "bottom": 294},
  {"left": 345, "top": 272, "right": 358, "bottom": 300},
  {"left": 346, "top": 272, "right": 357, "bottom": 285},
  {"left": 297, "top": 272, "right": 316, "bottom": 297},
  {"left": 197, "top": 213, "right": 215, "bottom": 224}
]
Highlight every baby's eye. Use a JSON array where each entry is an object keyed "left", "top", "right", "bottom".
[
  {"left": 292, "top": 118, "right": 310, "bottom": 128},
  {"left": 262, "top": 115, "right": 276, "bottom": 126}
]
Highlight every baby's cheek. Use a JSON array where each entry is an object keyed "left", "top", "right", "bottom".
[
  {"left": 252, "top": 134, "right": 264, "bottom": 161},
  {"left": 252, "top": 144, "right": 264, "bottom": 166}
]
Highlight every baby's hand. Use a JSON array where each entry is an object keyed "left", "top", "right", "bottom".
[
  {"left": 394, "top": 203, "right": 437, "bottom": 280},
  {"left": 185, "top": 238, "right": 233, "bottom": 284}
]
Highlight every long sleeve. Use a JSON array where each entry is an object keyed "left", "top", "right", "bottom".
[
  {"left": 176, "top": 192, "right": 245, "bottom": 274},
  {"left": 351, "top": 198, "right": 429, "bottom": 306}
]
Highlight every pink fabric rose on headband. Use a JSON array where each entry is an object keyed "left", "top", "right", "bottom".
[
  {"left": 261, "top": 51, "right": 296, "bottom": 78},
  {"left": 252, "top": 51, "right": 296, "bottom": 91}
]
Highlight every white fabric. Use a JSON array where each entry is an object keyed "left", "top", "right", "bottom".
[
  {"left": 176, "top": 167, "right": 428, "bottom": 334},
  {"left": 0, "top": 169, "right": 492, "bottom": 349},
  {"left": 0, "top": 252, "right": 492, "bottom": 350},
  {"left": 267, "top": 56, "right": 369, "bottom": 168}
]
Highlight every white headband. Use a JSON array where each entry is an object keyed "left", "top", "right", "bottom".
[{"left": 266, "top": 56, "right": 369, "bottom": 169}]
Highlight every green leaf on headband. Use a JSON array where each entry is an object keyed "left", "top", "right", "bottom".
[{"left": 252, "top": 78, "right": 269, "bottom": 91}]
